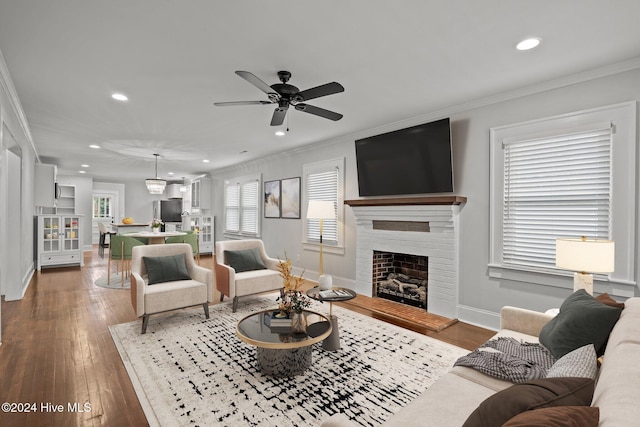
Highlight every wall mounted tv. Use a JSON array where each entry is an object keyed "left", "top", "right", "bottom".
[
  {"left": 160, "top": 199, "right": 182, "bottom": 223},
  {"left": 355, "top": 118, "right": 453, "bottom": 196}
]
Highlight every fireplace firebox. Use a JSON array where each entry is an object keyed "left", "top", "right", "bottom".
[{"left": 373, "top": 251, "right": 428, "bottom": 310}]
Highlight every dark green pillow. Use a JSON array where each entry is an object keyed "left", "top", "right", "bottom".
[
  {"left": 224, "top": 248, "right": 267, "bottom": 273},
  {"left": 143, "top": 254, "right": 191, "bottom": 285},
  {"left": 462, "top": 377, "right": 595, "bottom": 427},
  {"left": 539, "top": 289, "right": 622, "bottom": 359}
]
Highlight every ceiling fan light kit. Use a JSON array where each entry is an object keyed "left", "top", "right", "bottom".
[{"left": 215, "top": 70, "right": 344, "bottom": 127}]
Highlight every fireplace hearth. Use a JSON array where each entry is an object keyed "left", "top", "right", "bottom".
[{"left": 373, "top": 251, "right": 428, "bottom": 310}]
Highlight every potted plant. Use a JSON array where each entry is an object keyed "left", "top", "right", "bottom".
[
  {"left": 276, "top": 256, "right": 311, "bottom": 333},
  {"left": 149, "top": 218, "right": 163, "bottom": 233}
]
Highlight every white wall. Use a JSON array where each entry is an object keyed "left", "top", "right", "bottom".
[
  {"left": 209, "top": 67, "right": 640, "bottom": 330},
  {"left": 0, "top": 51, "right": 37, "bottom": 326}
]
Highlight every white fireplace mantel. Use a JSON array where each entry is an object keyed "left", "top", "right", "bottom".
[{"left": 345, "top": 196, "right": 466, "bottom": 319}]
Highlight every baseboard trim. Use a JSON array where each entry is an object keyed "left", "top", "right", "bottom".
[{"left": 457, "top": 304, "right": 500, "bottom": 331}]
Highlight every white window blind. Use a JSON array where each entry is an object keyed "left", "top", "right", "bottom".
[
  {"left": 306, "top": 169, "right": 339, "bottom": 245},
  {"left": 241, "top": 181, "right": 259, "bottom": 234},
  {"left": 225, "top": 184, "right": 240, "bottom": 232},
  {"left": 502, "top": 126, "right": 612, "bottom": 270},
  {"left": 224, "top": 176, "right": 260, "bottom": 236}
]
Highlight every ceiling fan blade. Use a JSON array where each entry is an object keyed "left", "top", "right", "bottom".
[
  {"left": 295, "top": 82, "right": 344, "bottom": 102},
  {"left": 295, "top": 103, "right": 343, "bottom": 121},
  {"left": 235, "top": 70, "right": 280, "bottom": 97},
  {"left": 270, "top": 106, "right": 288, "bottom": 126},
  {"left": 214, "top": 100, "right": 273, "bottom": 106}
]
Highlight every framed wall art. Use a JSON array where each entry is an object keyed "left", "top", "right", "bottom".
[
  {"left": 264, "top": 180, "right": 281, "bottom": 218},
  {"left": 280, "top": 177, "right": 301, "bottom": 219}
]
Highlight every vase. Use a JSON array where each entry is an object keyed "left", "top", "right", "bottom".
[
  {"left": 152, "top": 227, "right": 160, "bottom": 234},
  {"left": 290, "top": 310, "right": 307, "bottom": 335},
  {"left": 318, "top": 274, "right": 333, "bottom": 290}
]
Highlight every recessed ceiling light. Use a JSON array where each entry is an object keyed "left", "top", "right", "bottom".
[
  {"left": 516, "top": 37, "right": 542, "bottom": 51},
  {"left": 89, "top": 144, "right": 101, "bottom": 149},
  {"left": 275, "top": 130, "right": 285, "bottom": 136},
  {"left": 203, "top": 159, "right": 210, "bottom": 163},
  {"left": 167, "top": 172, "right": 175, "bottom": 176},
  {"left": 111, "top": 93, "right": 128, "bottom": 101},
  {"left": 78, "top": 170, "right": 86, "bottom": 174},
  {"left": 81, "top": 164, "right": 89, "bottom": 168}
]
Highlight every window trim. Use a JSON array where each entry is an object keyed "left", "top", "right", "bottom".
[
  {"left": 223, "top": 173, "right": 261, "bottom": 238},
  {"left": 302, "top": 157, "right": 345, "bottom": 255},
  {"left": 489, "top": 102, "right": 636, "bottom": 293}
]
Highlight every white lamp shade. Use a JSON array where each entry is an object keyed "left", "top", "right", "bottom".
[
  {"left": 555, "top": 237, "right": 615, "bottom": 273},
  {"left": 307, "top": 200, "right": 335, "bottom": 220}
]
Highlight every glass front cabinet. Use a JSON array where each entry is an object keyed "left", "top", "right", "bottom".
[
  {"left": 184, "top": 215, "right": 214, "bottom": 254},
  {"left": 36, "top": 214, "right": 84, "bottom": 270}
]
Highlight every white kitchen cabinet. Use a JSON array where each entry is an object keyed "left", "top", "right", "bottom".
[
  {"left": 34, "top": 163, "right": 56, "bottom": 207},
  {"left": 183, "top": 215, "right": 214, "bottom": 254},
  {"left": 36, "top": 214, "right": 84, "bottom": 270},
  {"left": 190, "top": 178, "right": 211, "bottom": 210}
]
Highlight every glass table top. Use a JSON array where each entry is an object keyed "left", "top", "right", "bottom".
[{"left": 236, "top": 309, "right": 332, "bottom": 349}]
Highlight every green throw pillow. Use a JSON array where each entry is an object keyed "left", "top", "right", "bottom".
[
  {"left": 539, "top": 289, "right": 622, "bottom": 359},
  {"left": 462, "top": 377, "right": 595, "bottom": 427},
  {"left": 143, "top": 254, "right": 191, "bottom": 285},
  {"left": 224, "top": 248, "right": 267, "bottom": 273}
]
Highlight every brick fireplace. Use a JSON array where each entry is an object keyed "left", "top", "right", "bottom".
[
  {"left": 345, "top": 196, "right": 466, "bottom": 319},
  {"left": 373, "top": 250, "right": 428, "bottom": 309}
]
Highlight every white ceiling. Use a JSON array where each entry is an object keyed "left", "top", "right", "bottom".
[{"left": 1, "top": 1, "right": 640, "bottom": 181}]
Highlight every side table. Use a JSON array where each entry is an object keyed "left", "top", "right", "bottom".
[{"left": 306, "top": 286, "right": 357, "bottom": 351}]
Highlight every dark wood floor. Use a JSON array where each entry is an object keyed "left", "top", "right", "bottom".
[{"left": 0, "top": 247, "right": 495, "bottom": 427}]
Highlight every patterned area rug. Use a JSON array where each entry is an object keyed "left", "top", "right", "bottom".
[{"left": 109, "top": 294, "right": 468, "bottom": 427}]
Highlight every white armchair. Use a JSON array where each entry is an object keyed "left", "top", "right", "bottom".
[
  {"left": 215, "top": 239, "right": 283, "bottom": 312},
  {"left": 130, "top": 243, "right": 214, "bottom": 333}
]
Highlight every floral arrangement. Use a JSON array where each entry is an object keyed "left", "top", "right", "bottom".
[
  {"left": 149, "top": 218, "right": 164, "bottom": 228},
  {"left": 276, "top": 255, "right": 311, "bottom": 313}
]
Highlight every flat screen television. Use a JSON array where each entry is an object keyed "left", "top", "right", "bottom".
[
  {"left": 355, "top": 118, "right": 453, "bottom": 196},
  {"left": 160, "top": 199, "right": 182, "bottom": 223}
]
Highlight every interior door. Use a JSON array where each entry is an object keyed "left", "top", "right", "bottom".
[{"left": 92, "top": 192, "right": 119, "bottom": 244}]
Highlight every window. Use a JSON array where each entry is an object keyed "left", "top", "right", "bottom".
[
  {"left": 489, "top": 102, "right": 636, "bottom": 291},
  {"left": 502, "top": 126, "right": 612, "bottom": 270},
  {"left": 303, "top": 158, "right": 345, "bottom": 253},
  {"left": 224, "top": 174, "right": 260, "bottom": 237},
  {"left": 93, "top": 195, "right": 112, "bottom": 219}
]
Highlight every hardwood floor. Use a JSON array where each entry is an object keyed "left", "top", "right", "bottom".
[{"left": 0, "top": 247, "right": 495, "bottom": 427}]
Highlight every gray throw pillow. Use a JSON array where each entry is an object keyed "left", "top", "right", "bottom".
[
  {"left": 143, "top": 254, "right": 191, "bottom": 285},
  {"left": 539, "top": 289, "right": 621, "bottom": 359},
  {"left": 224, "top": 248, "right": 267, "bottom": 273},
  {"left": 546, "top": 344, "right": 598, "bottom": 380}
]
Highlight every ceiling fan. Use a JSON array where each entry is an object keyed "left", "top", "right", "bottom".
[{"left": 214, "top": 70, "right": 344, "bottom": 126}]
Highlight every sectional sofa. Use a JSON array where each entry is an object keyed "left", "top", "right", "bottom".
[{"left": 322, "top": 294, "right": 640, "bottom": 426}]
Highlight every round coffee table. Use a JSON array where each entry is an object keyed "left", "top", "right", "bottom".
[
  {"left": 236, "top": 309, "right": 332, "bottom": 377},
  {"left": 306, "top": 287, "right": 357, "bottom": 351}
]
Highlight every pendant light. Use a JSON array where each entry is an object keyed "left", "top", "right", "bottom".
[{"left": 145, "top": 153, "right": 166, "bottom": 194}]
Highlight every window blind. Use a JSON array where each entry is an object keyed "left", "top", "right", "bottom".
[
  {"left": 225, "top": 183, "right": 240, "bottom": 232},
  {"left": 240, "top": 180, "right": 259, "bottom": 234},
  {"left": 502, "top": 126, "right": 612, "bottom": 270},
  {"left": 224, "top": 178, "right": 260, "bottom": 236},
  {"left": 306, "top": 169, "right": 338, "bottom": 245}
]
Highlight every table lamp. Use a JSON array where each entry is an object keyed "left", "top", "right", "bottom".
[
  {"left": 555, "top": 236, "right": 615, "bottom": 295},
  {"left": 307, "top": 200, "right": 336, "bottom": 290}
]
